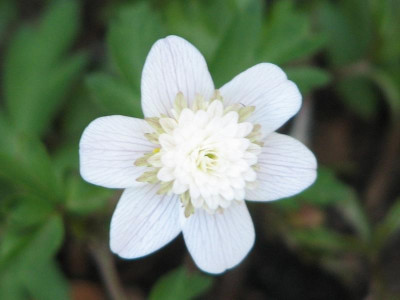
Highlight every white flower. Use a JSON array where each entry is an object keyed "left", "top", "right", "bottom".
[{"left": 79, "top": 35, "right": 317, "bottom": 274}]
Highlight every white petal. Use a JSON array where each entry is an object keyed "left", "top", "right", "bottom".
[
  {"left": 193, "top": 110, "right": 209, "bottom": 129},
  {"left": 141, "top": 36, "right": 215, "bottom": 118},
  {"left": 181, "top": 201, "right": 255, "bottom": 274},
  {"left": 236, "top": 122, "right": 253, "bottom": 138},
  {"left": 178, "top": 108, "right": 195, "bottom": 126},
  {"left": 207, "top": 100, "right": 224, "bottom": 119},
  {"left": 172, "top": 179, "right": 188, "bottom": 194},
  {"left": 159, "top": 134, "right": 176, "bottom": 150},
  {"left": 220, "top": 63, "right": 301, "bottom": 135},
  {"left": 159, "top": 118, "right": 178, "bottom": 133},
  {"left": 244, "top": 168, "right": 257, "bottom": 182},
  {"left": 157, "top": 167, "right": 175, "bottom": 182},
  {"left": 79, "top": 116, "right": 154, "bottom": 188},
  {"left": 191, "top": 196, "right": 204, "bottom": 208},
  {"left": 246, "top": 133, "right": 317, "bottom": 201},
  {"left": 110, "top": 184, "right": 181, "bottom": 258}
]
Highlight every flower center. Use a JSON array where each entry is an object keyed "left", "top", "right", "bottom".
[
  {"left": 197, "top": 149, "right": 218, "bottom": 172},
  {"left": 135, "top": 91, "right": 263, "bottom": 217}
]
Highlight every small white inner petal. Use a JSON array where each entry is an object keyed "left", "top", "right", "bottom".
[{"left": 156, "top": 99, "right": 260, "bottom": 212}]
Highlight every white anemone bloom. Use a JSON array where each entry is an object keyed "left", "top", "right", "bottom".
[{"left": 80, "top": 36, "right": 317, "bottom": 274}]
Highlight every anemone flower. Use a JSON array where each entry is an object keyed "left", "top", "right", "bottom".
[{"left": 80, "top": 35, "right": 317, "bottom": 274}]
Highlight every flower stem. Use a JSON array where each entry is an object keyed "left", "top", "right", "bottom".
[
  {"left": 364, "top": 121, "right": 400, "bottom": 222},
  {"left": 89, "top": 239, "right": 128, "bottom": 300}
]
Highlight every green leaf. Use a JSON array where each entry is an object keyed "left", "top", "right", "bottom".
[
  {"left": 373, "top": 199, "right": 400, "bottom": 250},
  {"left": 15, "top": 52, "right": 88, "bottom": 136},
  {"left": 290, "top": 228, "right": 364, "bottom": 254},
  {"left": 0, "top": 183, "right": 15, "bottom": 218},
  {"left": 108, "top": 2, "right": 165, "bottom": 91},
  {"left": 0, "top": 214, "right": 64, "bottom": 270},
  {"left": 149, "top": 267, "right": 213, "bottom": 300},
  {"left": 0, "top": 252, "right": 68, "bottom": 300},
  {"left": 0, "top": 213, "right": 66, "bottom": 298},
  {"left": 0, "top": 117, "right": 62, "bottom": 200},
  {"left": 65, "top": 176, "right": 112, "bottom": 215},
  {"left": 36, "top": 0, "right": 81, "bottom": 67},
  {"left": 337, "top": 75, "right": 378, "bottom": 119},
  {"left": 60, "top": 88, "right": 104, "bottom": 141},
  {"left": 0, "top": 269, "right": 25, "bottom": 300},
  {"left": 86, "top": 73, "right": 142, "bottom": 117},
  {"left": 52, "top": 143, "right": 80, "bottom": 177},
  {"left": 317, "top": 0, "right": 372, "bottom": 66},
  {"left": 19, "top": 215, "right": 64, "bottom": 268},
  {"left": 35, "top": 52, "right": 88, "bottom": 134},
  {"left": 294, "top": 166, "right": 354, "bottom": 207},
  {"left": 370, "top": 68, "right": 400, "bottom": 119},
  {"left": 210, "top": 0, "right": 263, "bottom": 86},
  {"left": 3, "top": 0, "right": 86, "bottom": 136},
  {"left": 0, "top": 0, "right": 16, "bottom": 42},
  {"left": 375, "top": 0, "right": 400, "bottom": 63},
  {"left": 163, "top": 0, "right": 234, "bottom": 60},
  {"left": 336, "top": 195, "right": 371, "bottom": 242},
  {"left": 258, "top": 0, "right": 325, "bottom": 64},
  {"left": 20, "top": 260, "right": 69, "bottom": 300},
  {"left": 9, "top": 195, "right": 55, "bottom": 229},
  {"left": 286, "top": 67, "right": 331, "bottom": 95}
]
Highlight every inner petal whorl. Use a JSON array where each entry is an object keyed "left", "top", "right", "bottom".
[{"left": 135, "top": 92, "right": 263, "bottom": 217}]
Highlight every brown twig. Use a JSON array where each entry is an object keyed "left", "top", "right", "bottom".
[
  {"left": 364, "top": 121, "right": 400, "bottom": 222},
  {"left": 290, "top": 95, "right": 313, "bottom": 146},
  {"left": 89, "top": 239, "right": 128, "bottom": 300}
]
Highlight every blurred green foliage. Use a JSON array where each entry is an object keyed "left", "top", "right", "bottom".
[
  {"left": 317, "top": 0, "right": 400, "bottom": 119},
  {"left": 149, "top": 267, "right": 213, "bottom": 300},
  {"left": 0, "top": 0, "right": 399, "bottom": 299},
  {"left": 4, "top": 0, "right": 88, "bottom": 137}
]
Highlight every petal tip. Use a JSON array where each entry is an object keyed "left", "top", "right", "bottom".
[{"left": 183, "top": 202, "right": 255, "bottom": 274}]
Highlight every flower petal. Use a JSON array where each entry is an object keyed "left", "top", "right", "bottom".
[
  {"left": 246, "top": 133, "right": 317, "bottom": 201},
  {"left": 79, "top": 116, "right": 154, "bottom": 188},
  {"left": 220, "top": 63, "right": 301, "bottom": 135},
  {"left": 110, "top": 184, "right": 181, "bottom": 258},
  {"left": 181, "top": 201, "right": 255, "bottom": 274},
  {"left": 141, "top": 35, "right": 215, "bottom": 117}
]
